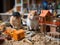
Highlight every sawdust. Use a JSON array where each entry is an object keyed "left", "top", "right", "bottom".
[{"left": 2, "top": 33, "right": 60, "bottom": 45}]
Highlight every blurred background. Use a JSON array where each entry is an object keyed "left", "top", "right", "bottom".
[
  {"left": 0, "top": 0, "right": 60, "bottom": 21},
  {"left": 0, "top": 0, "right": 60, "bottom": 13},
  {"left": 0, "top": 0, "right": 15, "bottom": 13}
]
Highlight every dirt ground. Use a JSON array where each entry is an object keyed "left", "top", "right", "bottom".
[{"left": 1, "top": 30, "right": 60, "bottom": 45}]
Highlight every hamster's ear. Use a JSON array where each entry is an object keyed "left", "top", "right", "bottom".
[{"left": 28, "top": 14, "right": 30, "bottom": 18}]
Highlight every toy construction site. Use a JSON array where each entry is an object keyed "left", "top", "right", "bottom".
[{"left": 0, "top": 0, "right": 60, "bottom": 45}]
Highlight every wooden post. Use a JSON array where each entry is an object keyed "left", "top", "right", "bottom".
[
  {"left": 50, "top": 26, "right": 56, "bottom": 32},
  {"left": 40, "top": 24, "right": 43, "bottom": 33}
]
